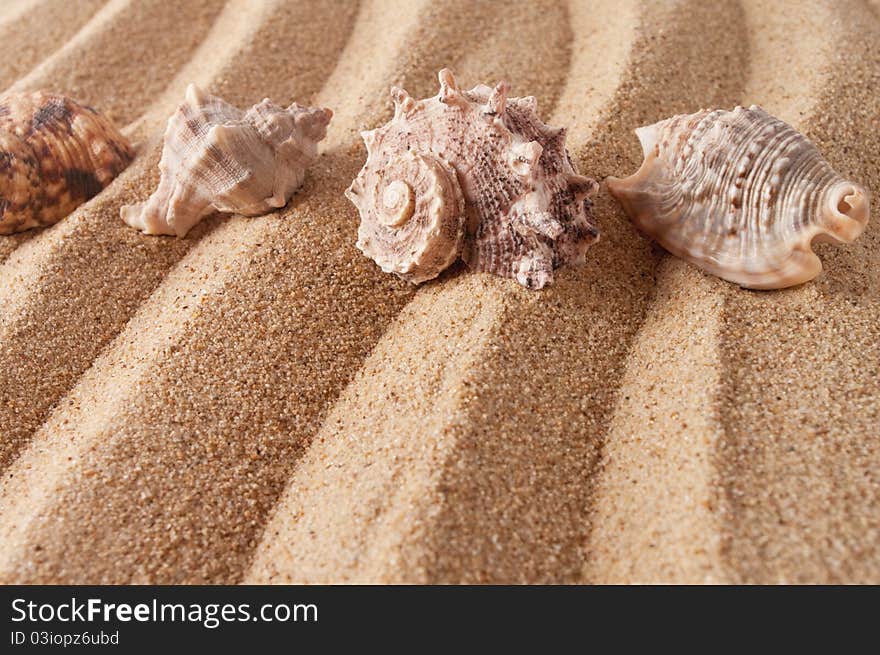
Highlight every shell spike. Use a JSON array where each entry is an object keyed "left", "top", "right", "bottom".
[
  {"left": 361, "top": 129, "right": 377, "bottom": 154},
  {"left": 515, "top": 95, "right": 538, "bottom": 114},
  {"left": 344, "top": 177, "right": 363, "bottom": 203},
  {"left": 567, "top": 174, "right": 599, "bottom": 202},
  {"left": 437, "top": 68, "right": 459, "bottom": 102},
  {"left": 486, "top": 81, "right": 509, "bottom": 116},
  {"left": 184, "top": 82, "right": 207, "bottom": 107},
  {"left": 391, "top": 86, "right": 415, "bottom": 116},
  {"left": 544, "top": 126, "right": 567, "bottom": 150}
]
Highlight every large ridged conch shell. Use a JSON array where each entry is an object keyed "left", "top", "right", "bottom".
[
  {"left": 122, "top": 84, "right": 332, "bottom": 237},
  {"left": 607, "top": 105, "right": 870, "bottom": 289},
  {"left": 346, "top": 69, "right": 599, "bottom": 289},
  {"left": 0, "top": 91, "right": 133, "bottom": 235}
]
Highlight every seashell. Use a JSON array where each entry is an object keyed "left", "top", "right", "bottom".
[
  {"left": 346, "top": 69, "right": 599, "bottom": 289},
  {"left": 607, "top": 105, "right": 870, "bottom": 289},
  {"left": 0, "top": 91, "right": 133, "bottom": 235},
  {"left": 121, "top": 84, "right": 332, "bottom": 237}
]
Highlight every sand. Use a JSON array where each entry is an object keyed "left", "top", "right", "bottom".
[{"left": 0, "top": 0, "right": 877, "bottom": 584}]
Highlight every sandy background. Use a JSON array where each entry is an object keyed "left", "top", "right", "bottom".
[{"left": 0, "top": 0, "right": 877, "bottom": 583}]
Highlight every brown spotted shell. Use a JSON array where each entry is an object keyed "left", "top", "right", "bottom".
[
  {"left": 0, "top": 91, "right": 133, "bottom": 235},
  {"left": 121, "top": 84, "right": 333, "bottom": 237},
  {"left": 607, "top": 106, "right": 870, "bottom": 289},
  {"left": 346, "top": 69, "right": 599, "bottom": 289}
]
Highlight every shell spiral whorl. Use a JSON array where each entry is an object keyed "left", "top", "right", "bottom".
[
  {"left": 348, "top": 150, "right": 465, "bottom": 284},
  {"left": 379, "top": 179, "right": 415, "bottom": 227}
]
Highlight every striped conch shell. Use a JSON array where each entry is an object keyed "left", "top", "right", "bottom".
[
  {"left": 346, "top": 69, "right": 599, "bottom": 289},
  {"left": 0, "top": 91, "right": 133, "bottom": 235},
  {"left": 607, "top": 106, "right": 870, "bottom": 289},
  {"left": 122, "top": 84, "right": 332, "bottom": 237}
]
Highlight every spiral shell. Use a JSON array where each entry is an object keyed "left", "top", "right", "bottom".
[
  {"left": 0, "top": 91, "right": 133, "bottom": 235},
  {"left": 348, "top": 150, "right": 465, "bottom": 283},
  {"left": 346, "top": 69, "right": 599, "bottom": 289},
  {"left": 121, "top": 84, "right": 332, "bottom": 237},
  {"left": 607, "top": 106, "right": 870, "bottom": 289}
]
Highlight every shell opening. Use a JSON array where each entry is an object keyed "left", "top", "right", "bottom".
[
  {"left": 380, "top": 180, "right": 415, "bottom": 227},
  {"left": 822, "top": 181, "right": 870, "bottom": 243},
  {"left": 438, "top": 69, "right": 459, "bottom": 102}
]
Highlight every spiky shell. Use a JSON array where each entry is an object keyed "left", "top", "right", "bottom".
[
  {"left": 346, "top": 69, "right": 599, "bottom": 289},
  {"left": 121, "top": 84, "right": 332, "bottom": 237},
  {"left": 0, "top": 91, "right": 133, "bottom": 235},
  {"left": 607, "top": 106, "right": 870, "bottom": 289}
]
